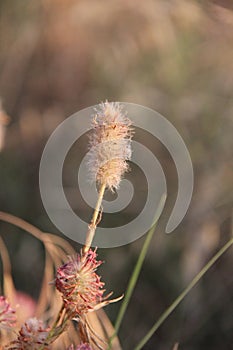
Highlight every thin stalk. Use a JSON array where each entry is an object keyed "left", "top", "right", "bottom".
[
  {"left": 83, "top": 183, "right": 106, "bottom": 253},
  {"left": 108, "top": 194, "right": 166, "bottom": 349},
  {"left": 133, "top": 236, "right": 233, "bottom": 350},
  {"left": 38, "top": 304, "right": 67, "bottom": 350},
  {"left": 52, "top": 303, "right": 66, "bottom": 328}
]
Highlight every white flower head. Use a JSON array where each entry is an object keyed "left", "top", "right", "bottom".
[{"left": 87, "top": 101, "right": 133, "bottom": 192}]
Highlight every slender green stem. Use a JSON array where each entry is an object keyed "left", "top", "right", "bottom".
[
  {"left": 133, "top": 236, "right": 233, "bottom": 350},
  {"left": 108, "top": 194, "right": 166, "bottom": 349}
]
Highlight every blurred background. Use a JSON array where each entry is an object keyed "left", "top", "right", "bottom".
[{"left": 0, "top": 0, "right": 233, "bottom": 349}]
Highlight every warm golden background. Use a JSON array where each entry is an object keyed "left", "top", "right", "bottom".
[{"left": 0, "top": 1, "right": 233, "bottom": 349}]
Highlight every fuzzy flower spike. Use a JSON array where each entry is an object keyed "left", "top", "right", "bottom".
[
  {"left": 84, "top": 102, "right": 133, "bottom": 252},
  {"left": 88, "top": 101, "right": 133, "bottom": 192}
]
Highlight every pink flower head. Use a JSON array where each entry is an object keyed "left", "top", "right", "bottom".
[
  {"left": 67, "top": 344, "right": 93, "bottom": 350},
  {"left": 5, "top": 318, "right": 51, "bottom": 350},
  {"left": 0, "top": 296, "right": 16, "bottom": 330},
  {"left": 55, "top": 249, "right": 105, "bottom": 317}
]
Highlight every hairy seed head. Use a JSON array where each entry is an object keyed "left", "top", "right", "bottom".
[{"left": 88, "top": 102, "right": 133, "bottom": 191}]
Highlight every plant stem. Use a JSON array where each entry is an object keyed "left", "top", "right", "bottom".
[
  {"left": 133, "top": 236, "right": 233, "bottom": 350},
  {"left": 38, "top": 304, "right": 67, "bottom": 350},
  {"left": 83, "top": 183, "right": 106, "bottom": 253},
  {"left": 108, "top": 194, "right": 166, "bottom": 349},
  {"left": 52, "top": 303, "right": 66, "bottom": 328}
]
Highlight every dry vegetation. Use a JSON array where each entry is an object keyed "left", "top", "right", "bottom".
[{"left": 0, "top": 1, "right": 233, "bottom": 349}]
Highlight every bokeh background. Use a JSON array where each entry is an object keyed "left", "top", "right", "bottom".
[{"left": 0, "top": 0, "right": 233, "bottom": 349}]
